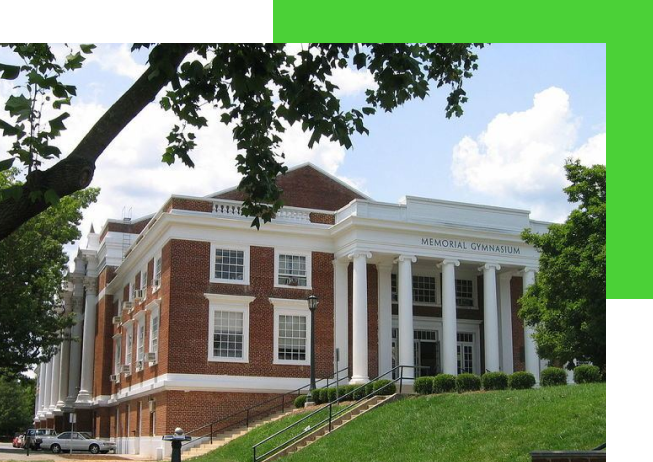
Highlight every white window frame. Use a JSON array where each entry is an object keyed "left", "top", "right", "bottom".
[
  {"left": 134, "top": 313, "right": 146, "bottom": 369},
  {"left": 455, "top": 278, "right": 477, "bottom": 309},
  {"left": 274, "top": 250, "right": 312, "bottom": 289},
  {"left": 271, "top": 298, "right": 311, "bottom": 366},
  {"left": 140, "top": 267, "right": 148, "bottom": 292},
  {"left": 128, "top": 281, "right": 134, "bottom": 302},
  {"left": 205, "top": 294, "right": 254, "bottom": 363},
  {"left": 148, "top": 304, "right": 160, "bottom": 366},
  {"left": 124, "top": 322, "right": 133, "bottom": 374},
  {"left": 209, "top": 244, "right": 250, "bottom": 285},
  {"left": 113, "top": 334, "right": 122, "bottom": 375},
  {"left": 153, "top": 253, "right": 162, "bottom": 291}
]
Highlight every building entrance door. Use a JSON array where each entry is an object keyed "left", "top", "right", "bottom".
[{"left": 392, "top": 328, "right": 440, "bottom": 377}]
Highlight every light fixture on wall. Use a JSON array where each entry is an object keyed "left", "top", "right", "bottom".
[{"left": 148, "top": 398, "right": 155, "bottom": 413}]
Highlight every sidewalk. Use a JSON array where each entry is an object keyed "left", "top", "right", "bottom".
[{"left": 0, "top": 444, "right": 155, "bottom": 462}]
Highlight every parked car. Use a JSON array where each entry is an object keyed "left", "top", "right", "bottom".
[
  {"left": 12, "top": 433, "right": 24, "bottom": 448},
  {"left": 40, "top": 431, "right": 116, "bottom": 454},
  {"left": 25, "top": 428, "right": 57, "bottom": 449}
]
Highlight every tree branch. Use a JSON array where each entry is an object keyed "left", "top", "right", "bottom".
[{"left": 0, "top": 43, "right": 193, "bottom": 240}]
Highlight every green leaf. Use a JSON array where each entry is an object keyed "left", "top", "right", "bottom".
[
  {"left": 48, "top": 113, "right": 70, "bottom": 137},
  {"left": 43, "top": 189, "right": 60, "bottom": 205},
  {"left": 5, "top": 95, "right": 31, "bottom": 121},
  {"left": 79, "top": 44, "right": 96, "bottom": 54},
  {"left": 0, "top": 119, "right": 22, "bottom": 137},
  {"left": 0, "top": 63, "right": 20, "bottom": 80},
  {"left": 0, "top": 157, "right": 15, "bottom": 171}
]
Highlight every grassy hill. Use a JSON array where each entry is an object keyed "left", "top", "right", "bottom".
[{"left": 191, "top": 383, "right": 605, "bottom": 462}]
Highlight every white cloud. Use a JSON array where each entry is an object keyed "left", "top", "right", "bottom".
[
  {"left": 86, "top": 44, "right": 146, "bottom": 80},
  {"left": 330, "top": 67, "right": 376, "bottom": 97},
  {"left": 451, "top": 87, "right": 606, "bottom": 221}
]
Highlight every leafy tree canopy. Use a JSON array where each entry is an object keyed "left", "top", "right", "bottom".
[
  {"left": 0, "top": 168, "right": 98, "bottom": 376},
  {"left": 0, "top": 376, "right": 34, "bottom": 436},
  {"left": 520, "top": 161, "right": 606, "bottom": 369},
  {"left": 0, "top": 43, "right": 485, "bottom": 239}
]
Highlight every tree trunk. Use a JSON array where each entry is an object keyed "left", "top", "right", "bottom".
[{"left": 0, "top": 44, "right": 193, "bottom": 241}]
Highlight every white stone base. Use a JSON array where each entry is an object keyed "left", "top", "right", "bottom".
[{"left": 113, "top": 436, "right": 171, "bottom": 460}]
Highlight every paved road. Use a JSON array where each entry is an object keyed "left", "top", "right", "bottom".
[{"left": 0, "top": 443, "right": 151, "bottom": 461}]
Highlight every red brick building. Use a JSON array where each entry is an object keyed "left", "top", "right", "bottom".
[{"left": 34, "top": 163, "right": 546, "bottom": 458}]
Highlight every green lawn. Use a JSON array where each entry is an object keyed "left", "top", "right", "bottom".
[
  {"left": 284, "top": 383, "right": 606, "bottom": 462},
  {"left": 190, "top": 383, "right": 605, "bottom": 462}
]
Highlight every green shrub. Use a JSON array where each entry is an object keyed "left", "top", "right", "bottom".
[
  {"left": 573, "top": 365, "right": 601, "bottom": 384},
  {"left": 365, "top": 382, "right": 375, "bottom": 397},
  {"left": 327, "top": 387, "right": 339, "bottom": 402},
  {"left": 372, "top": 379, "right": 396, "bottom": 395},
  {"left": 541, "top": 367, "right": 567, "bottom": 386},
  {"left": 414, "top": 376, "right": 434, "bottom": 395},
  {"left": 432, "top": 374, "right": 457, "bottom": 393},
  {"left": 294, "top": 395, "right": 307, "bottom": 408},
  {"left": 317, "top": 388, "right": 329, "bottom": 403},
  {"left": 481, "top": 372, "right": 509, "bottom": 391},
  {"left": 456, "top": 373, "right": 481, "bottom": 393},
  {"left": 339, "top": 385, "right": 356, "bottom": 401},
  {"left": 508, "top": 371, "right": 536, "bottom": 390},
  {"left": 353, "top": 383, "right": 367, "bottom": 400}
]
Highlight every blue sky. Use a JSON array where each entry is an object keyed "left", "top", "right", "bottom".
[{"left": 0, "top": 43, "right": 605, "bottom": 255}]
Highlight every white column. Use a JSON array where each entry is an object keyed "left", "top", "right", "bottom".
[
  {"left": 377, "top": 262, "right": 393, "bottom": 377},
  {"left": 481, "top": 263, "right": 501, "bottom": 372},
  {"left": 397, "top": 255, "right": 416, "bottom": 380},
  {"left": 67, "top": 303, "right": 83, "bottom": 405},
  {"left": 349, "top": 251, "right": 371, "bottom": 384},
  {"left": 37, "top": 363, "right": 46, "bottom": 418},
  {"left": 439, "top": 259, "right": 459, "bottom": 375},
  {"left": 57, "top": 334, "right": 70, "bottom": 409},
  {"left": 50, "top": 351, "right": 61, "bottom": 411},
  {"left": 43, "top": 361, "right": 53, "bottom": 417},
  {"left": 498, "top": 273, "right": 514, "bottom": 373},
  {"left": 333, "top": 259, "right": 349, "bottom": 377},
  {"left": 76, "top": 278, "right": 98, "bottom": 403},
  {"left": 522, "top": 268, "right": 540, "bottom": 382}
]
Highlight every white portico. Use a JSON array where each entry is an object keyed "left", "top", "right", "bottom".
[{"left": 332, "top": 196, "right": 548, "bottom": 384}]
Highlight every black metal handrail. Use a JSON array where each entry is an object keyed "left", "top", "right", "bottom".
[
  {"left": 252, "top": 364, "right": 423, "bottom": 462},
  {"left": 182, "top": 366, "right": 349, "bottom": 447}
]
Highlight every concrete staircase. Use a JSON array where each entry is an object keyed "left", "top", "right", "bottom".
[
  {"left": 181, "top": 408, "right": 293, "bottom": 460},
  {"left": 266, "top": 394, "right": 397, "bottom": 461}
]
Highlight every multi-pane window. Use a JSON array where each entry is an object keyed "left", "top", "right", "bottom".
[
  {"left": 278, "top": 254, "right": 308, "bottom": 287},
  {"left": 391, "top": 274, "right": 436, "bottom": 304},
  {"left": 137, "top": 320, "right": 145, "bottom": 362},
  {"left": 212, "top": 311, "right": 244, "bottom": 359},
  {"left": 140, "top": 269, "right": 148, "bottom": 291},
  {"left": 457, "top": 332, "right": 474, "bottom": 374},
  {"left": 413, "top": 276, "right": 436, "bottom": 303},
  {"left": 154, "top": 256, "right": 162, "bottom": 287},
  {"left": 214, "top": 249, "right": 245, "bottom": 281},
  {"left": 277, "top": 315, "right": 307, "bottom": 361},
  {"left": 456, "top": 279, "right": 474, "bottom": 308},
  {"left": 149, "top": 313, "right": 159, "bottom": 356},
  {"left": 125, "top": 326, "right": 133, "bottom": 367},
  {"left": 114, "top": 337, "right": 122, "bottom": 374}
]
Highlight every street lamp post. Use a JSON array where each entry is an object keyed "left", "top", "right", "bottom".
[{"left": 305, "top": 294, "right": 319, "bottom": 405}]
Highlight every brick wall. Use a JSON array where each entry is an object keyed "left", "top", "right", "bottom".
[
  {"left": 214, "top": 164, "right": 364, "bottom": 211},
  {"left": 165, "top": 240, "right": 335, "bottom": 378},
  {"left": 165, "top": 197, "right": 213, "bottom": 213},
  {"left": 511, "top": 276, "right": 525, "bottom": 372},
  {"left": 93, "top": 290, "right": 114, "bottom": 398}
]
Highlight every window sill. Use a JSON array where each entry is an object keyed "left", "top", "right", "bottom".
[
  {"left": 274, "top": 284, "right": 312, "bottom": 290},
  {"left": 208, "top": 357, "right": 249, "bottom": 364},
  {"left": 273, "top": 359, "right": 310, "bottom": 366},
  {"left": 209, "top": 278, "right": 250, "bottom": 285}
]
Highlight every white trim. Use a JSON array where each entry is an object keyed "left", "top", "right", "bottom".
[
  {"left": 148, "top": 305, "right": 160, "bottom": 367},
  {"left": 209, "top": 243, "right": 250, "bottom": 285},
  {"left": 204, "top": 294, "right": 254, "bottom": 364},
  {"left": 272, "top": 300, "right": 311, "bottom": 366},
  {"left": 274, "top": 249, "right": 312, "bottom": 290}
]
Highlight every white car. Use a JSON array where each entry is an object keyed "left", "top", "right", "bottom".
[{"left": 40, "top": 431, "right": 116, "bottom": 454}]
